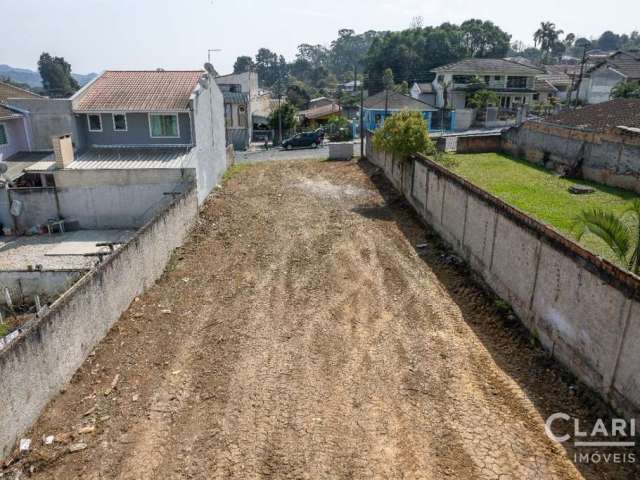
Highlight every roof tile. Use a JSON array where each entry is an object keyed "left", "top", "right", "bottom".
[
  {"left": 432, "top": 58, "right": 544, "bottom": 75},
  {"left": 73, "top": 71, "right": 203, "bottom": 112},
  {"left": 363, "top": 91, "right": 436, "bottom": 111},
  {"left": 542, "top": 99, "right": 640, "bottom": 131},
  {"left": 0, "top": 81, "right": 42, "bottom": 102}
]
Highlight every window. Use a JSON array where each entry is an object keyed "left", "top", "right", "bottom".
[
  {"left": 437, "top": 75, "right": 444, "bottom": 83},
  {"left": 238, "top": 105, "right": 247, "bottom": 128},
  {"left": 507, "top": 76, "right": 528, "bottom": 89},
  {"left": 88, "top": 114, "right": 102, "bottom": 132},
  {"left": 224, "top": 104, "right": 233, "bottom": 127},
  {"left": 484, "top": 76, "right": 491, "bottom": 84},
  {"left": 113, "top": 113, "right": 127, "bottom": 131},
  {"left": 494, "top": 76, "right": 502, "bottom": 81},
  {"left": 452, "top": 75, "right": 473, "bottom": 84},
  {"left": 0, "top": 124, "right": 7, "bottom": 145},
  {"left": 149, "top": 114, "right": 179, "bottom": 138}
]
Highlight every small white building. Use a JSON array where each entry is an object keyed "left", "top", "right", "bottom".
[{"left": 578, "top": 51, "right": 640, "bottom": 104}]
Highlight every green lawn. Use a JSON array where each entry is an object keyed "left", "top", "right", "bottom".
[{"left": 443, "top": 152, "right": 639, "bottom": 266}]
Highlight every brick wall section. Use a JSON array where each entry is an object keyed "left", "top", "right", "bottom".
[
  {"left": 502, "top": 121, "right": 640, "bottom": 193},
  {"left": 366, "top": 131, "right": 640, "bottom": 419},
  {"left": 0, "top": 182, "right": 198, "bottom": 460}
]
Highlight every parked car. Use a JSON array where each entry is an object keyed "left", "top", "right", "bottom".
[{"left": 282, "top": 132, "right": 322, "bottom": 150}]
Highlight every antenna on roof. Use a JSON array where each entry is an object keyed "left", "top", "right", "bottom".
[{"left": 207, "top": 49, "right": 221, "bottom": 64}]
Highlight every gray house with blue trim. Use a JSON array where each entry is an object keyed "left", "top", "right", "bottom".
[
  {"left": 362, "top": 90, "right": 445, "bottom": 132},
  {"left": 56, "top": 69, "right": 227, "bottom": 203}
]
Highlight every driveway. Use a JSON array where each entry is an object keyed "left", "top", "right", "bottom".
[{"left": 5, "top": 159, "right": 634, "bottom": 480}]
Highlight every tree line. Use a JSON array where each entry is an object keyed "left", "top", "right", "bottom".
[{"left": 234, "top": 21, "right": 640, "bottom": 105}]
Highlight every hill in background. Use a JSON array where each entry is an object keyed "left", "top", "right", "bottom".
[{"left": 0, "top": 64, "right": 97, "bottom": 89}]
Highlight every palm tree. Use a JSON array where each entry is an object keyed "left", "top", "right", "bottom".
[
  {"left": 572, "top": 199, "right": 640, "bottom": 274},
  {"left": 534, "top": 22, "right": 564, "bottom": 61}
]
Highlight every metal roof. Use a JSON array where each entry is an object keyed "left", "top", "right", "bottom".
[
  {"left": 67, "top": 147, "right": 195, "bottom": 169},
  {"left": 73, "top": 71, "right": 203, "bottom": 113},
  {"left": 24, "top": 147, "right": 195, "bottom": 172},
  {"left": 3, "top": 152, "right": 52, "bottom": 180},
  {"left": 0, "top": 105, "right": 23, "bottom": 120},
  {"left": 222, "top": 92, "right": 249, "bottom": 104}
]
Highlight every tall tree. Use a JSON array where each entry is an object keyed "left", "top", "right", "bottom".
[
  {"left": 460, "top": 19, "right": 511, "bottom": 58},
  {"left": 37, "top": 52, "right": 79, "bottom": 98},
  {"left": 255, "top": 48, "right": 281, "bottom": 87},
  {"left": 598, "top": 31, "right": 621, "bottom": 51},
  {"left": 382, "top": 68, "right": 395, "bottom": 90},
  {"left": 533, "top": 22, "right": 564, "bottom": 61},
  {"left": 330, "top": 29, "right": 379, "bottom": 81},
  {"left": 233, "top": 56, "right": 255, "bottom": 73},
  {"left": 364, "top": 20, "right": 510, "bottom": 93}
]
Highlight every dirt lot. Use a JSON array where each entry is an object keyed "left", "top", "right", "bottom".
[{"left": 3, "top": 159, "right": 638, "bottom": 479}]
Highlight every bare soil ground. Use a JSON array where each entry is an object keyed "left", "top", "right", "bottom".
[{"left": 3, "top": 159, "right": 638, "bottom": 479}]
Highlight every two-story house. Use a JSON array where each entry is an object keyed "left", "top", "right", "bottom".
[
  {"left": 15, "top": 70, "right": 226, "bottom": 203},
  {"left": 215, "top": 71, "right": 259, "bottom": 150},
  {"left": 430, "top": 59, "right": 544, "bottom": 110}
]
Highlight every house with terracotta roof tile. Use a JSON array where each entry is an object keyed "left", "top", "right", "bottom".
[{"left": 15, "top": 69, "right": 227, "bottom": 204}]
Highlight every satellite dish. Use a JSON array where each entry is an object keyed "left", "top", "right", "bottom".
[
  {"left": 0, "top": 162, "right": 8, "bottom": 174},
  {"left": 204, "top": 63, "right": 216, "bottom": 75},
  {"left": 198, "top": 76, "right": 210, "bottom": 89}
]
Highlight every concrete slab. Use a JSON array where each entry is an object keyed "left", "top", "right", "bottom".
[{"left": 0, "top": 230, "right": 135, "bottom": 271}]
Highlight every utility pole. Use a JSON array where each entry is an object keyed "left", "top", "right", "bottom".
[
  {"left": 353, "top": 65, "right": 358, "bottom": 93},
  {"left": 574, "top": 43, "right": 590, "bottom": 109},
  {"left": 207, "top": 49, "right": 221, "bottom": 64},
  {"left": 360, "top": 79, "right": 365, "bottom": 159},
  {"left": 278, "top": 94, "right": 283, "bottom": 146}
]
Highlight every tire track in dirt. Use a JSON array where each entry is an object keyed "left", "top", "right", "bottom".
[{"left": 5, "top": 159, "right": 638, "bottom": 480}]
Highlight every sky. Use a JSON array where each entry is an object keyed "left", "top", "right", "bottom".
[{"left": 2, "top": 0, "right": 639, "bottom": 75}]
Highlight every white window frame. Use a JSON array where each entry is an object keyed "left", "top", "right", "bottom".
[
  {"left": 112, "top": 113, "right": 128, "bottom": 132},
  {"left": 0, "top": 123, "right": 9, "bottom": 146},
  {"left": 87, "top": 114, "right": 103, "bottom": 132},
  {"left": 148, "top": 113, "right": 180, "bottom": 139}
]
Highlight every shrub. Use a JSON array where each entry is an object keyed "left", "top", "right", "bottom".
[
  {"left": 326, "top": 115, "right": 353, "bottom": 142},
  {"left": 468, "top": 89, "right": 499, "bottom": 109},
  {"left": 372, "top": 110, "right": 434, "bottom": 160}
]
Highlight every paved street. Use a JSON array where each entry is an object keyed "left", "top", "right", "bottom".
[{"left": 236, "top": 141, "right": 363, "bottom": 163}]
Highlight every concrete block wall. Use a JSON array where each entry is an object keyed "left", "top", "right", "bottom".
[
  {"left": 0, "top": 169, "right": 194, "bottom": 232},
  {"left": 503, "top": 122, "right": 640, "bottom": 193},
  {"left": 366, "top": 131, "right": 640, "bottom": 419},
  {"left": 0, "top": 270, "right": 84, "bottom": 306},
  {"left": 0, "top": 182, "right": 198, "bottom": 459}
]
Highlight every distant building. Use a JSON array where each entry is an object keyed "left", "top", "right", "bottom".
[
  {"left": 0, "top": 81, "right": 42, "bottom": 165},
  {"left": 409, "top": 83, "right": 436, "bottom": 106},
  {"left": 299, "top": 102, "right": 342, "bottom": 127},
  {"left": 430, "top": 58, "right": 544, "bottom": 110},
  {"left": 215, "top": 71, "right": 259, "bottom": 150},
  {"left": 361, "top": 90, "right": 443, "bottom": 131},
  {"left": 578, "top": 51, "right": 640, "bottom": 104},
  {"left": 5, "top": 70, "right": 226, "bottom": 204}
]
